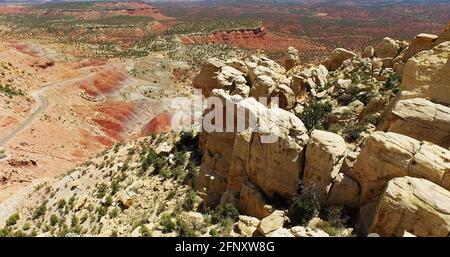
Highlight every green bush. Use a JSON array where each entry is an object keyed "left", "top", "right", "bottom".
[
  {"left": 160, "top": 213, "right": 176, "bottom": 233},
  {"left": 289, "top": 184, "right": 320, "bottom": 225},
  {"left": 57, "top": 199, "right": 66, "bottom": 209},
  {"left": 96, "top": 183, "right": 107, "bottom": 199},
  {"left": 300, "top": 101, "right": 333, "bottom": 130},
  {"left": 6, "top": 213, "right": 19, "bottom": 226},
  {"left": 33, "top": 201, "right": 48, "bottom": 220},
  {"left": 343, "top": 126, "right": 363, "bottom": 142},
  {"left": 209, "top": 203, "right": 239, "bottom": 225},
  {"left": 183, "top": 191, "right": 197, "bottom": 211},
  {"left": 50, "top": 214, "right": 59, "bottom": 226},
  {"left": 176, "top": 216, "right": 196, "bottom": 237}
]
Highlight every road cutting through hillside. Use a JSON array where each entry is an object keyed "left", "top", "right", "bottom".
[{"left": 0, "top": 74, "right": 93, "bottom": 149}]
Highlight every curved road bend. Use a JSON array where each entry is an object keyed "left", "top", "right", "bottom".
[{"left": 0, "top": 74, "right": 91, "bottom": 148}]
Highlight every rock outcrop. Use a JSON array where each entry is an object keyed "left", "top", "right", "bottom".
[
  {"left": 303, "top": 130, "right": 347, "bottom": 205},
  {"left": 350, "top": 131, "right": 450, "bottom": 205},
  {"left": 379, "top": 98, "right": 450, "bottom": 148},
  {"left": 358, "top": 176, "right": 450, "bottom": 237},
  {"left": 323, "top": 48, "right": 357, "bottom": 71},
  {"left": 400, "top": 41, "right": 450, "bottom": 105}
]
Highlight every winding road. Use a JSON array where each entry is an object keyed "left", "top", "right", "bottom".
[{"left": 0, "top": 74, "right": 90, "bottom": 148}]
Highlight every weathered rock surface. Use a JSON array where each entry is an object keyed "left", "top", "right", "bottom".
[
  {"left": 379, "top": 98, "right": 450, "bottom": 148},
  {"left": 358, "top": 176, "right": 450, "bottom": 237},
  {"left": 374, "top": 37, "right": 401, "bottom": 59},
  {"left": 283, "top": 47, "right": 300, "bottom": 71},
  {"left": 350, "top": 131, "right": 450, "bottom": 205},
  {"left": 257, "top": 210, "right": 287, "bottom": 235},
  {"left": 303, "top": 130, "right": 347, "bottom": 205},
  {"left": 402, "top": 33, "right": 438, "bottom": 62},
  {"left": 323, "top": 48, "right": 357, "bottom": 71},
  {"left": 400, "top": 42, "right": 450, "bottom": 105}
]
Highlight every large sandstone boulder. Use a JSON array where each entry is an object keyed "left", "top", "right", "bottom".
[
  {"left": 257, "top": 210, "right": 287, "bottom": 235},
  {"left": 402, "top": 33, "right": 438, "bottom": 62},
  {"left": 193, "top": 58, "right": 248, "bottom": 97},
  {"left": 303, "top": 130, "right": 347, "bottom": 205},
  {"left": 358, "top": 176, "right": 450, "bottom": 237},
  {"left": 323, "top": 48, "right": 357, "bottom": 71},
  {"left": 379, "top": 98, "right": 450, "bottom": 148},
  {"left": 327, "top": 173, "right": 361, "bottom": 208},
  {"left": 400, "top": 41, "right": 450, "bottom": 105},
  {"left": 374, "top": 37, "right": 401, "bottom": 58},
  {"left": 350, "top": 131, "right": 450, "bottom": 205},
  {"left": 283, "top": 47, "right": 300, "bottom": 71},
  {"left": 198, "top": 89, "right": 309, "bottom": 211}
]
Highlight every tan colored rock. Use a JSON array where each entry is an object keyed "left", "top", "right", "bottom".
[
  {"left": 290, "top": 226, "right": 330, "bottom": 237},
  {"left": 283, "top": 47, "right": 300, "bottom": 71},
  {"left": 400, "top": 41, "right": 450, "bottom": 105},
  {"left": 181, "top": 212, "right": 204, "bottom": 228},
  {"left": 118, "top": 190, "right": 135, "bottom": 208},
  {"left": 380, "top": 98, "right": 450, "bottom": 148},
  {"left": 257, "top": 210, "right": 287, "bottom": 235},
  {"left": 249, "top": 75, "right": 277, "bottom": 99},
  {"left": 290, "top": 75, "right": 308, "bottom": 101},
  {"left": 362, "top": 46, "right": 375, "bottom": 58},
  {"left": 224, "top": 97, "right": 309, "bottom": 203},
  {"left": 266, "top": 228, "right": 294, "bottom": 237},
  {"left": 193, "top": 58, "right": 225, "bottom": 96},
  {"left": 402, "top": 33, "right": 438, "bottom": 62},
  {"left": 239, "top": 180, "right": 273, "bottom": 219},
  {"left": 237, "top": 215, "right": 260, "bottom": 237},
  {"left": 195, "top": 132, "right": 235, "bottom": 207},
  {"left": 303, "top": 130, "right": 347, "bottom": 205},
  {"left": 374, "top": 37, "right": 401, "bottom": 58},
  {"left": 327, "top": 173, "right": 360, "bottom": 208},
  {"left": 358, "top": 176, "right": 450, "bottom": 237},
  {"left": 323, "top": 48, "right": 357, "bottom": 71},
  {"left": 350, "top": 131, "right": 450, "bottom": 204},
  {"left": 193, "top": 59, "right": 247, "bottom": 97}
]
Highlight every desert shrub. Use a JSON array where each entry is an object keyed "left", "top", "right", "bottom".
[
  {"left": 328, "top": 123, "right": 342, "bottom": 134},
  {"left": 6, "top": 213, "right": 19, "bottom": 226},
  {"left": 175, "top": 131, "right": 197, "bottom": 151},
  {"left": 317, "top": 208, "right": 350, "bottom": 236},
  {"left": 337, "top": 94, "right": 352, "bottom": 106},
  {"left": 140, "top": 225, "right": 152, "bottom": 237},
  {"left": 33, "top": 201, "right": 48, "bottom": 220},
  {"left": 209, "top": 203, "right": 239, "bottom": 225},
  {"left": 50, "top": 214, "right": 59, "bottom": 226},
  {"left": 365, "top": 114, "right": 380, "bottom": 126},
  {"left": 109, "top": 207, "right": 119, "bottom": 219},
  {"left": 160, "top": 213, "right": 176, "bottom": 233},
  {"left": 22, "top": 223, "right": 30, "bottom": 231},
  {"left": 183, "top": 191, "right": 197, "bottom": 211},
  {"left": 384, "top": 73, "right": 401, "bottom": 90},
  {"left": 96, "top": 206, "right": 108, "bottom": 220},
  {"left": 57, "top": 199, "right": 66, "bottom": 209},
  {"left": 159, "top": 168, "right": 172, "bottom": 179},
  {"left": 300, "top": 101, "right": 333, "bottom": 130},
  {"left": 105, "top": 196, "right": 113, "bottom": 207},
  {"left": 289, "top": 183, "right": 320, "bottom": 225},
  {"left": 343, "top": 125, "right": 364, "bottom": 142},
  {"left": 176, "top": 216, "right": 196, "bottom": 237},
  {"left": 96, "top": 183, "right": 107, "bottom": 199}
]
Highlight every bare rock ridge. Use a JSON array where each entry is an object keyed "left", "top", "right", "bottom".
[{"left": 192, "top": 21, "right": 450, "bottom": 236}]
